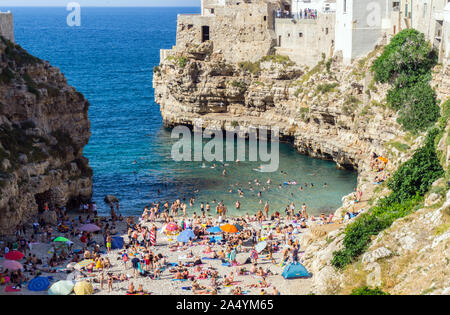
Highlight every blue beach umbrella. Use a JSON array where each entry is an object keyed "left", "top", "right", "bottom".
[
  {"left": 207, "top": 226, "right": 222, "bottom": 234},
  {"left": 177, "top": 229, "right": 195, "bottom": 243},
  {"left": 28, "top": 276, "right": 50, "bottom": 292}
]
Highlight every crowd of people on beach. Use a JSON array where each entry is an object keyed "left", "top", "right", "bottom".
[{"left": 0, "top": 187, "right": 341, "bottom": 295}]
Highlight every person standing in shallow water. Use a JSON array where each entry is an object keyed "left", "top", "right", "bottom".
[{"left": 264, "top": 201, "right": 270, "bottom": 218}]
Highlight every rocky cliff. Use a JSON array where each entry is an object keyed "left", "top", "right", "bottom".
[
  {"left": 154, "top": 41, "right": 408, "bottom": 175},
  {"left": 154, "top": 39, "right": 450, "bottom": 294},
  {"left": 0, "top": 37, "right": 92, "bottom": 234}
]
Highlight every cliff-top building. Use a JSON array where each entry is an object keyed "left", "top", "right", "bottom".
[
  {"left": 167, "top": 0, "right": 449, "bottom": 68},
  {"left": 0, "top": 11, "right": 14, "bottom": 43}
]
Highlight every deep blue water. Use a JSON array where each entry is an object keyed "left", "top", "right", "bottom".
[{"left": 6, "top": 7, "right": 357, "bottom": 216}]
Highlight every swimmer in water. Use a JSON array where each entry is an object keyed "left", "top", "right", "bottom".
[{"left": 223, "top": 169, "right": 227, "bottom": 176}]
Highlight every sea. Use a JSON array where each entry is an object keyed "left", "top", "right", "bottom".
[{"left": 6, "top": 6, "right": 357, "bottom": 216}]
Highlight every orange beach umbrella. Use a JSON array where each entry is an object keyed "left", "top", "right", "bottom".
[{"left": 220, "top": 224, "right": 238, "bottom": 234}]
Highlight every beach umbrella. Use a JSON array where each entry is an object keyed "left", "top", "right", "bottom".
[
  {"left": 177, "top": 229, "right": 195, "bottom": 243},
  {"left": 220, "top": 224, "right": 238, "bottom": 234},
  {"left": 79, "top": 224, "right": 101, "bottom": 232},
  {"left": 73, "top": 281, "right": 93, "bottom": 295},
  {"left": 53, "top": 236, "right": 70, "bottom": 243},
  {"left": 28, "top": 276, "right": 50, "bottom": 292},
  {"left": 5, "top": 250, "right": 24, "bottom": 261},
  {"left": 48, "top": 280, "right": 75, "bottom": 295},
  {"left": 2, "top": 260, "right": 22, "bottom": 271},
  {"left": 165, "top": 222, "right": 179, "bottom": 233},
  {"left": 378, "top": 156, "right": 388, "bottom": 164},
  {"left": 255, "top": 241, "right": 267, "bottom": 253},
  {"left": 207, "top": 226, "right": 222, "bottom": 234},
  {"left": 74, "top": 259, "right": 94, "bottom": 270}
]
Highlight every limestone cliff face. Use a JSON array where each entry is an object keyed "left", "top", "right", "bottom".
[
  {"left": 0, "top": 37, "right": 92, "bottom": 234},
  {"left": 154, "top": 41, "right": 407, "bottom": 177}
]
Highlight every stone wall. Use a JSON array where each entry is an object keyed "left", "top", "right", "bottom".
[
  {"left": 0, "top": 12, "right": 14, "bottom": 43},
  {"left": 275, "top": 13, "right": 335, "bottom": 67},
  {"left": 175, "top": 1, "right": 279, "bottom": 63}
]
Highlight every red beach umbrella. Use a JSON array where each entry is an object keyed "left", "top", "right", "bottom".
[
  {"left": 5, "top": 250, "right": 24, "bottom": 261},
  {"left": 165, "top": 222, "right": 179, "bottom": 232}
]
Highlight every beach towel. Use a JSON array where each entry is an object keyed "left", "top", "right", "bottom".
[
  {"left": 171, "top": 279, "right": 188, "bottom": 282},
  {"left": 202, "top": 257, "right": 219, "bottom": 260},
  {"left": 5, "top": 286, "right": 21, "bottom": 293},
  {"left": 222, "top": 262, "right": 231, "bottom": 267}
]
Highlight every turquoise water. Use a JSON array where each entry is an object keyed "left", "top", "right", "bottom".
[{"left": 8, "top": 7, "right": 357, "bottom": 216}]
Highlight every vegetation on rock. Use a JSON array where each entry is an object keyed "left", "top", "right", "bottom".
[
  {"left": 332, "top": 127, "right": 444, "bottom": 269},
  {"left": 351, "top": 286, "right": 390, "bottom": 295},
  {"left": 371, "top": 29, "right": 440, "bottom": 133}
]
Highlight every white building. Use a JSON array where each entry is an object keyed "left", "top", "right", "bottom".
[
  {"left": 291, "top": 0, "right": 336, "bottom": 16},
  {"left": 335, "top": 0, "right": 393, "bottom": 64}
]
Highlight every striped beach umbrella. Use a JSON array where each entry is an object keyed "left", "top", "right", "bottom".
[
  {"left": 74, "top": 259, "right": 94, "bottom": 270},
  {"left": 150, "top": 230, "right": 156, "bottom": 246}
]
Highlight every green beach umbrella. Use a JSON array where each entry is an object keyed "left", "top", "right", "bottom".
[
  {"left": 48, "top": 280, "right": 75, "bottom": 295},
  {"left": 53, "top": 237, "right": 70, "bottom": 243}
]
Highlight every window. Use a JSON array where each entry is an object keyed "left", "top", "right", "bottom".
[
  {"left": 211, "top": 9, "right": 215, "bottom": 14},
  {"left": 405, "top": 4, "right": 408, "bottom": 17},
  {"left": 202, "top": 26, "right": 210, "bottom": 42},
  {"left": 344, "top": 0, "right": 347, "bottom": 13},
  {"left": 299, "top": 32, "right": 303, "bottom": 38},
  {"left": 325, "top": 28, "right": 329, "bottom": 35},
  {"left": 264, "top": 16, "right": 267, "bottom": 21},
  {"left": 423, "top": 3, "right": 427, "bottom": 18}
]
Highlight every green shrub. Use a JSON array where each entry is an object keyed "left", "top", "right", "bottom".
[
  {"left": 386, "top": 80, "right": 440, "bottom": 132},
  {"left": 177, "top": 57, "right": 188, "bottom": 68},
  {"left": 326, "top": 58, "right": 333, "bottom": 73},
  {"left": 231, "top": 80, "right": 247, "bottom": 94},
  {"left": 386, "top": 128, "right": 444, "bottom": 204},
  {"left": 259, "top": 54, "right": 295, "bottom": 67},
  {"left": 0, "top": 67, "right": 15, "bottom": 84},
  {"left": 23, "top": 73, "right": 40, "bottom": 98},
  {"left": 372, "top": 29, "right": 439, "bottom": 132},
  {"left": 316, "top": 82, "right": 338, "bottom": 94},
  {"left": 294, "top": 87, "right": 303, "bottom": 98},
  {"left": 371, "top": 29, "right": 437, "bottom": 84},
  {"left": 351, "top": 286, "right": 390, "bottom": 295},
  {"left": 239, "top": 61, "right": 261, "bottom": 74}
]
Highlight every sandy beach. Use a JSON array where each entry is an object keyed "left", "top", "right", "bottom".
[{"left": 0, "top": 209, "right": 341, "bottom": 295}]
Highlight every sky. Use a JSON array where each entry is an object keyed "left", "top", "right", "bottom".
[{"left": 0, "top": 0, "right": 201, "bottom": 7}]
